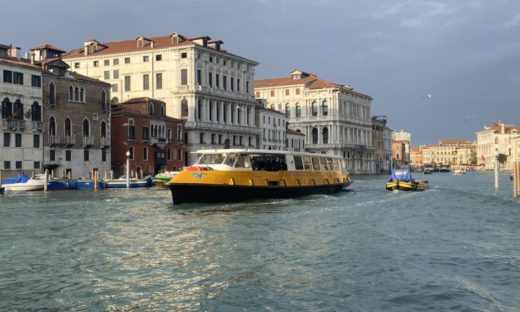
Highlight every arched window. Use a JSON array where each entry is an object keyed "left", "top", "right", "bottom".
[
  {"left": 49, "top": 116, "right": 56, "bottom": 136},
  {"left": 323, "top": 127, "right": 329, "bottom": 144},
  {"left": 31, "top": 102, "right": 41, "bottom": 121},
  {"left": 49, "top": 82, "right": 56, "bottom": 105},
  {"left": 74, "top": 86, "right": 79, "bottom": 102},
  {"left": 149, "top": 102, "right": 155, "bottom": 116},
  {"left": 312, "top": 127, "right": 318, "bottom": 144},
  {"left": 82, "top": 119, "right": 90, "bottom": 137},
  {"left": 69, "top": 86, "right": 73, "bottom": 101},
  {"left": 101, "top": 121, "right": 107, "bottom": 138},
  {"left": 311, "top": 101, "right": 318, "bottom": 116},
  {"left": 80, "top": 87, "right": 85, "bottom": 102},
  {"left": 181, "top": 98, "right": 188, "bottom": 118},
  {"left": 160, "top": 104, "right": 165, "bottom": 117},
  {"left": 2, "top": 98, "right": 12, "bottom": 119},
  {"left": 322, "top": 100, "right": 328, "bottom": 116},
  {"left": 65, "top": 118, "right": 72, "bottom": 137},
  {"left": 295, "top": 103, "right": 301, "bottom": 117},
  {"left": 13, "top": 100, "right": 23, "bottom": 120},
  {"left": 100, "top": 90, "right": 107, "bottom": 111}
]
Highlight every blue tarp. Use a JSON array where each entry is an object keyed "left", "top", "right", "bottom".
[
  {"left": 1, "top": 175, "right": 29, "bottom": 184},
  {"left": 390, "top": 168, "right": 413, "bottom": 182}
]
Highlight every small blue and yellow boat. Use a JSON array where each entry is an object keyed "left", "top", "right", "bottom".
[{"left": 386, "top": 168, "right": 428, "bottom": 191}]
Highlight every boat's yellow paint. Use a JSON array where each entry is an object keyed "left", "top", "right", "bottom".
[
  {"left": 386, "top": 180, "right": 428, "bottom": 191},
  {"left": 170, "top": 169, "right": 350, "bottom": 187}
]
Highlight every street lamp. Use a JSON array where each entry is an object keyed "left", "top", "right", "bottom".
[{"left": 126, "top": 150, "right": 130, "bottom": 188}]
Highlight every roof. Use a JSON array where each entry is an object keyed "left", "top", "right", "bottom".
[
  {"left": 122, "top": 97, "right": 165, "bottom": 105},
  {"left": 438, "top": 139, "right": 473, "bottom": 145},
  {"left": 255, "top": 70, "right": 371, "bottom": 99},
  {"left": 483, "top": 123, "right": 520, "bottom": 135},
  {"left": 287, "top": 129, "right": 305, "bottom": 136},
  {"left": 31, "top": 44, "right": 66, "bottom": 53},
  {"left": 0, "top": 57, "right": 42, "bottom": 72}
]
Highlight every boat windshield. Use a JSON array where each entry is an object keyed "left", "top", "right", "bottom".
[{"left": 196, "top": 153, "right": 225, "bottom": 165}]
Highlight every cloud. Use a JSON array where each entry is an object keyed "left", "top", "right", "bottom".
[{"left": 504, "top": 13, "right": 520, "bottom": 28}]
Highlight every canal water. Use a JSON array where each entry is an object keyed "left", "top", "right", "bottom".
[{"left": 1, "top": 172, "right": 519, "bottom": 311}]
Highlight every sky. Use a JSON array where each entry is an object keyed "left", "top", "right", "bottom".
[{"left": 2, "top": 0, "right": 519, "bottom": 145}]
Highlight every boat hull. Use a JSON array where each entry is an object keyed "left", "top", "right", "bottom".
[
  {"left": 3, "top": 183, "right": 45, "bottom": 191},
  {"left": 386, "top": 180, "right": 428, "bottom": 191},
  {"left": 99, "top": 178, "right": 154, "bottom": 188},
  {"left": 169, "top": 183, "right": 348, "bottom": 204}
]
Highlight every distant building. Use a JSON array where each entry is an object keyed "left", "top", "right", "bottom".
[
  {"left": 410, "top": 146, "right": 423, "bottom": 169},
  {"left": 421, "top": 139, "right": 474, "bottom": 170},
  {"left": 392, "top": 130, "right": 411, "bottom": 168},
  {"left": 372, "top": 116, "right": 392, "bottom": 174},
  {"left": 255, "top": 70, "right": 374, "bottom": 174},
  {"left": 111, "top": 97, "right": 185, "bottom": 178},
  {"left": 30, "top": 44, "right": 112, "bottom": 180},
  {"left": 1, "top": 44, "right": 44, "bottom": 178},
  {"left": 255, "top": 99, "right": 287, "bottom": 150},
  {"left": 476, "top": 123, "right": 520, "bottom": 170},
  {"left": 62, "top": 33, "right": 260, "bottom": 164},
  {"left": 286, "top": 128, "right": 305, "bottom": 152}
]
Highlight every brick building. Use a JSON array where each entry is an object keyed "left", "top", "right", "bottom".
[{"left": 111, "top": 97, "right": 185, "bottom": 178}]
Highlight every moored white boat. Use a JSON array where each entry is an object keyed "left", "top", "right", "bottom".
[{"left": 2, "top": 174, "right": 47, "bottom": 191}]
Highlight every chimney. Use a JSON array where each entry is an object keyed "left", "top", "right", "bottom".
[
  {"left": 501, "top": 123, "right": 505, "bottom": 134},
  {"left": 84, "top": 41, "right": 90, "bottom": 56}
]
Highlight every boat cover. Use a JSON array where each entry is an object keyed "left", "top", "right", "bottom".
[
  {"left": 1, "top": 175, "right": 30, "bottom": 184},
  {"left": 390, "top": 168, "right": 413, "bottom": 182}
]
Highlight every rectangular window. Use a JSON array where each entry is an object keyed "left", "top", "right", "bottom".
[
  {"left": 66, "top": 150, "right": 71, "bottom": 161},
  {"left": 211, "top": 133, "right": 216, "bottom": 144},
  {"left": 143, "top": 55, "right": 149, "bottom": 62},
  {"left": 296, "top": 88, "right": 300, "bottom": 95},
  {"left": 216, "top": 74, "right": 220, "bottom": 88},
  {"left": 143, "top": 147, "right": 148, "bottom": 161},
  {"left": 209, "top": 72, "right": 213, "bottom": 87},
  {"left": 93, "top": 61, "right": 99, "bottom": 67},
  {"left": 156, "top": 73, "right": 162, "bottom": 89},
  {"left": 50, "top": 149, "right": 56, "bottom": 161},
  {"left": 129, "top": 147, "right": 134, "bottom": 160},
  {"left": 181, "top": 69, "right": 188, "bottom": 85},
  {"left": 33, "top": 134, "right": 40, "bottom": 148},
  {"left": 112, "top": 84, "right": 118, "bottom": 92},
  {"left": 246, "top": 81, "right": 250, "bottom": 94},
  {"left": 113, "top": 58, "right": 119, "bottom": 65},
  {"left": 104, "top": 70, "right": 110, "bottom": 80},
  {"left": 124, "top": 57, "right": 130, "bottom": 64},
  {"left": 102, "top": 149, "right": 107, "bottom": 162},
  {"left": 124, "top": 76, "right": 131, "bottom": 91},
  {"left": 4, "top": 161, "right": 10, "bottom": 170},
  {"left": 31, "top": 75, "right": 41, "bottom": 87},
  {"left": 104, "top": 59, "right": 110, "bottom": 66},
  {"left": 237, "top": 79, "right": 240, "bottom": 92},
  {"left": 15, "top": 133, "right": 22, "bottom": 147},
  {"left": 113, "top": 70, "right": 119, "bottom": 79},
  {"left": 199, "top": 133, "right": 204, "bottom": 144},
  {"left": 3, "top": 70, "right": 12, "bottom": 83},
  {"left": 285, "top": 89, "right": 290, "bottom": 96},
  {"left": 155, "top": 54, "right": 162, "bottom": 61},
  {"left": 16, "top": 161, "right": 22, "bottom": 169},
  {"left": 181, "top": 52, "right": 187, "bottom": 58},
  {"left": 13, "top": 72, "right": 23, "bottom": 85},
  {"left": 142, "top": 126, "right": 149, "bottom": 140},
  {"left": 84, "top": 149, "right": 89, "bottom": 161},
  {"left": 74, "top": 62, "right": 80, "bottom": 69},
  {"left": 3, "top": 133, "right": 10, "bottom": 147},
  {"left": 34, "top": 161, "right": 40, "bottom": 169},
  {"left": 143, "top": 74, "right": 149, "bottom": 90},
  {"left": 167, "top": 148, "right": 171, "bottom": 161},
  {"left": 230, "top": 77, "right": 234, "bottom": 91},
  {"left": 197, "top": 70, "right": 201, "bottom": 85},
  {"left": 223, "top": 75, "right": 227, "bottom": 90}
]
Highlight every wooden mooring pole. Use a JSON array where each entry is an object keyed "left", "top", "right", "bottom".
[{"left": 514, "top": 161, "right": 520, "bottom": 198}]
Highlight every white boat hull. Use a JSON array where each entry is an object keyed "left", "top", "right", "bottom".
[{"left": 4, "top": 182, "right": 45, "bottom": 191}]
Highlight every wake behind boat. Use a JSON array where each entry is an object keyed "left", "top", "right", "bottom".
[
  {"left": 168, "top": 149, "right": 352, "bottom": 204},
  {"left": 386, "top": 168, "right": 428, "bottom": 191}
]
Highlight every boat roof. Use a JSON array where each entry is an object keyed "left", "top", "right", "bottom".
[{"left": 193, "top": 148, "right": 345, "bottom": 159}]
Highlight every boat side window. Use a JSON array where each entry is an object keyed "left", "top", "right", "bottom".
[
  {"left": 234, "top": 154, "right": 251, "bottom": 168},
  {"left": 303, "top": 156, "right": 312, "bottom": 170},
  {"left": 312, "top": 157, "right": 321, "bottom": 171},
  {"left": 197, "top": 153, "right": 225, "bottom": 164},
  {"left": 319, "top": 157, "right": 328, "bottom": 171},
  {"left": 294, "top": 156, "right": 304, "bottom": 170},
  {"left": 224, "top": 153, "right": 238, "bottom": 167},
  {"left": 251, "top": 154, "right": 286, "bottom": 171},
  {"left": 327, "top": 158, "right": 334, "bottom": 171}
]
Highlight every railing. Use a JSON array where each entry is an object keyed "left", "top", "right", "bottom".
[
  {"left": 100, "top": 137, "right": 110, "bottom": 147},
  {"left": 64, "top": 136, "right": 75, "bottom": 146},
  {"left": 32, "top": 121, "right": 43, "bottom": 131},
  {"left": 83, "top": 136, "right": 94, "bottom": 146},
  {"left": 49, "top": 135, "right": 60, "bottom": 146},
  {"left": 150, "top": 137, "right": 167, "bottom": 145}
]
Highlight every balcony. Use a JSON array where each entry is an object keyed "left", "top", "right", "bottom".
[
  {"left": 49, "top": 135, "right": 60, "bottom": 146},
  {"left": 150, "top": 137, "right": 167, "bottom": 145},
  {"left": 64, "top": 136, "right": 75, "bottom": 147},
  {"left": 83, "top": 136, "right": 94, "bottom": 147},
  {"left": 32, "top": 121, "right": 43, "bottom": 132},
  {"left": 100, "top": 137, "right": 110, "bottom": 147},
  {"left": 1, "top": 120, "right": 24, "bottom": 130}
]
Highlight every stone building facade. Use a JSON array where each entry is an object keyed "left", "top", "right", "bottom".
[
  {"left": 286, "top": 129, "right": 305, "bottom": 152},
  {"left": 476, "top": 123, "right": 520, "bottom": 170},
  {"left": 255, "top": 70, "right": 373, "bottom": 174},
  {"left": 62, "top": 33, "right": 260, "bottom": 164},
  {"left": 1, "top": 44, "right": 44, "bottom": 178},
  {"left": 255, "top": 100, "right": 287, "bottom": 150},
  {"left": 371, "top": 116, "right": 392, "bottom": 174},
  {"left": 421, "top": 139, "right": 474, "bottom": 170},
  {"left": 31, "top": 45, "right": 112, "bottom": 179},
  {"left": 111, "top": 97, "right": 185, "bottom": 178}
]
